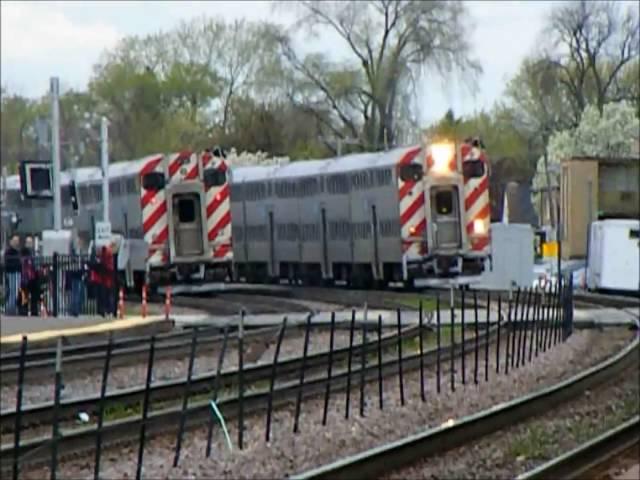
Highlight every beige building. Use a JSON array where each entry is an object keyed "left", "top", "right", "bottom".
[{"left": 560, "top": 155, "right": 640, "bottom": 259}]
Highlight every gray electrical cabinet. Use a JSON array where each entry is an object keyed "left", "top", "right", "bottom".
[{"left": 476, "top": 223, "right": 534, "bottom": 290}]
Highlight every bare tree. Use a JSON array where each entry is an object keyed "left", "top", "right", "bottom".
[
  {"left": 542, "top": 0, "right": 639, "bottom": 118},
  {"left": 276, "top": 0, "right": 480, "bottom": 151}
]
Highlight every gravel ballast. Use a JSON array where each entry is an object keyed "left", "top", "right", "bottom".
[
  {"left": 0, "top": 325, "right": 396, "bottom": 410},
  {"left": 17, "top": 326, "right": 633, "bottom": 479},
  {"left": 385, "top": 363, "right": 640, "bottom": 479}
]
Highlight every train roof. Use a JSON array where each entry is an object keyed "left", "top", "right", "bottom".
[
  {"left": 4, "top": 154, "right": 163, "bottom": 190},
  {"left": 231, "top": 145, "right": 418, "bottom": 183},
  {"left": 5, "top": 145, "right": 421, "bottom": 188}
]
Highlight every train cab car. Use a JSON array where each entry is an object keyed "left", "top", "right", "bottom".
[
  {"left": 403, "top": 138, "right": 491, "bottom": 278},
  {"left": 141, "top": 148, "right": 232, "bottom": 285}
]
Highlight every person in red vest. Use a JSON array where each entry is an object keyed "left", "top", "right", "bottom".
[{"left": 99, "top": 244, "right": 115, "bottom": 318}]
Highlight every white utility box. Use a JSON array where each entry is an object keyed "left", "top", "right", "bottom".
[
  {"left": 41, "top": 229, "right": 72, "bottom": 256},
  {"left": 587, "top": 219, "right": 640, "bottom": 292},
  {"left": 476, "top": 223, "right": 535, "bottom": 290}
]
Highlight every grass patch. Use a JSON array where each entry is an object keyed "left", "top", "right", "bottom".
[
  {"left": 508, "top": 424, "right": 558, "bottom": 459},
  {"left": 393, "top": 296, "right": 438, "bottom": 311}
]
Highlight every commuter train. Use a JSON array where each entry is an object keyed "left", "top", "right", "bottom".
[
  {"left": 231, "top": 139, "right": 491, "bottom": 286},
  {"left": 4, "top": 138, "right": 491, "bottom": 289},
  {"left": 4, "top": 148, "right": 232, "bottom": 291}
]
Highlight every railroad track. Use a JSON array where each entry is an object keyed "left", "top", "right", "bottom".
[
  {"left": 0, "top": 324, "right": 498, "bottom": 473},
  {"left": 0, "top": 323, "right": 429, "bottom": 431},
  {"left": 516, "top": 416, "right": 639, "bottom": 480},
  {"left": 0, "top": 325, "right": 282, "bottom": 386},
  {"left": 291, "top": 314, "right": 640, "bottom": 480}
]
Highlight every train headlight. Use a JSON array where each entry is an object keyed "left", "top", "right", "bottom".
[
  {"left": 431, "top": 143, "right": 454, "bottom": 174},
  {"left": 473, "top": 219, "right": 486, "bottom": 235}
]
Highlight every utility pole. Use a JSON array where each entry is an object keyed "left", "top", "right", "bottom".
[
  {"left": 51, "top": 77, "right": 62, "bottom": 231},
  {"left": 100, "top": 116, "right": 109, "bottom": 223},
  {"left": 318, "top": 136, "right": 361, "bottom": 156}
]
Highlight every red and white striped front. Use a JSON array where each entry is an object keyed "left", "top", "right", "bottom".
[
  {"left": 202, "top": 152, "right": 232, "bottom": 262},
  {"left": 140, "top": 155, "right": 168, "bottom": 267},
  {"left": 166, "top": 151, "right": 199, "bottom": 184},
  {"left": 396, "top": 146, "right": 426, "bottom": 259},
  {"left": 462, "top": 144, "right": 490, "bottom": 253}
]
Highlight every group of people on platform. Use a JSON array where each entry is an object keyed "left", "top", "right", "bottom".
[{"left": 2, "top": 234, "right": 119, "bottom": 318}]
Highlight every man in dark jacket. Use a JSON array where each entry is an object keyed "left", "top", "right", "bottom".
[
  {"left": 21, "top": 235, "right": 40, "bottom": 316},
  {"left": 4, "top": 235, "right": 21, "bottom": 315}
]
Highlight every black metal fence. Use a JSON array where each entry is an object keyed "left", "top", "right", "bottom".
[
  {"left": 0, "top": 253, "right": 118, "bottom": 317},
  {"left": 6, "top": 278, "right": 575, "bottom": 479}
]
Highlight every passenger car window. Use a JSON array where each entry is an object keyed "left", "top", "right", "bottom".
[{"left": 399, "top": 164, "right": 423, "bottom": 182}]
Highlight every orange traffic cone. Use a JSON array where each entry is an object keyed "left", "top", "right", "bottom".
[
  {"left": 40, "top": 296, "right": 47, "bottom": 317},
  {"left": 117, "top": 288, "right": 125, "bottom": 319},
  {"left": 164, "top": 286, "right": 172, "bottom": 321},
  {"left": 141, "top": 285, "right": 148, "bottom": 318}
]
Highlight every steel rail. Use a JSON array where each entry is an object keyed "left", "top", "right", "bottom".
[
  {"left": 0, "top": 324, "right": 427, "bottom": 430},
  {"left": 0, "top": 325, "right": 284, "bottom": 386},
  {"left": 291, "top": 321, "right": 639, "bottom": 480},
  {"left": 0, "top": 325, "right": 497, "bottom": 472},
  {"left": 516, "top": 416, "right": 639, "bottom": 480}
]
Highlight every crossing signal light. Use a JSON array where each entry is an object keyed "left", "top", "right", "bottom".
[{"left": 69, "top": 180, "right": 79, "bottom": 213}]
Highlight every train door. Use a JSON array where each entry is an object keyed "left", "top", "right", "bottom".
[
  {"left": 172, "top": 193, "right": 205, "bottom": 256},
  {"left": 429, "top": 186, "right": 462, "bottom": 250},
  {"left": 371, "top": 203, "right": 381, "bottom": 280},
  {"left": 320, "top": 204, "right": 330, "bottom": 279},
  {"left": 268, "top": 208, "right": 276, "bottom": 277}
]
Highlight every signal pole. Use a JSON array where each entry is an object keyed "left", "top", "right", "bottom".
[
  {"left": 100, "top": 116, "right": 109, "bottom": 223},
  {"left": 51, "top": 77, "right": 62, "bottom": 230}
]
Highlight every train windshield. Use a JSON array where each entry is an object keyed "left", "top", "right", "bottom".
[
  {"left": 462, "top": 160, "right": 485, "bottom": 179},
  {"left": 204, "top": 168, "right": 226, "bottom": 188},
  {"left": 142, "top": 172, "right": 165, "bottom": 190}
]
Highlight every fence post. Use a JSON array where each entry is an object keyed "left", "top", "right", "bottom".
[
  {"left": 94, "top": 332, "right": 113, "bottom": 480},
  {"left": 345, "top": 309, "right": 356, "bottom": 419},
  {"left": 449, "top": 287, "right": 456, "bottom": 392},
  {"left": 207, "top": 326, "right": 229, "bottom": 456},
  {"left": 377, "top": 314, "right": 384, "bottom": 409},
  {"left": 517, "top": 288, "right": 531, "bottom": 367},
  {"left": 135, "top": 335, "right": 156, "bottom": 480},
  {"left": 12, "top": 336, "right": 28, "bottom": 480},
  {"left": 359, "top": 305, "right": 368, "bottom": 417},
  {"left": 473, "top": 290, "right": 479, "bottom": 384},
  {"left": 173, "top": 327, "right": 199, "bottom": 466},
  {"left": 293, "top": 314, "right": 312, "bottom": 433},
  {"left": 266, "top": 317, "right": 287, "bottom": 441},
  {"left": 50, "top": 338, "right": 63, "bottom": 480},
  {"left": 436, "top": 292, "right": 441, "bottom": 393},
  {"left": 484, "top": 291, "right": 490, "bottom": 382},
  {"left": 52, "top": 253, "right": 59, "bottom": 317},
  {"left": 495, "top": 294, "right": 502, "bottom": 374},
  {"left": 418, "top": 300, "right": 425, "bottom": 401},
  {"left": 460, "top": 286, "right": 466, "bottom": 385},
  {"left": 237, "top": 310, "right": 245, "bottom": 449},
  {"left": 396, "top": 308, "right": 405, "bottom": 405},
  {"left": 504, "top": 292, "right": 512, "bottom": 375},
  {"left": 322, "top": 313, "right": 335, "bottom": 426},
  {"left": 510, "top": 288, "right": 521, "bottom": 368}
]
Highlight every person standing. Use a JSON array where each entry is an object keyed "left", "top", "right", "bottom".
[
  {"left": 4, "top": 235, "right": 21, "bottom": 315},
  {"left": 69, "top": 238, "right": 87, "bottom": 317},
  {"left": 99, "top": 244, "right": 115, "bottom": 317},
  {"left": 21, "top": 235, "right": 40, "bottom": 316}
]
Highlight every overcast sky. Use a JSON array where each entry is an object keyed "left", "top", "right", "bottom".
[{"left": 2, "top": 0, "right": 562, "bottom": 124}]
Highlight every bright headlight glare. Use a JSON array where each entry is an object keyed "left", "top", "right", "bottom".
[
  {"left": 431, "top": 143, "right": 454, "bottom": 173},
  {"left": 473, "top": 219, "right": 486, "bottom": 235}
]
